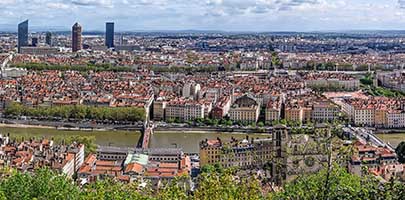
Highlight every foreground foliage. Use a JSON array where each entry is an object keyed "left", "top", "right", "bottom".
[
  {"left": 0, "top": 165, "right": 405, "bottom": 200},
  {"left": 271, "top": 164, "right": 405, "bottom": 200}
]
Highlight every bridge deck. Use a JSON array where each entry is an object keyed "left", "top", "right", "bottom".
[{"left": 137, "top": 122, "right": 153, "bottom": 149}]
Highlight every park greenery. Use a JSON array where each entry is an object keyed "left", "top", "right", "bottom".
[
  {"left": 271, "top": 52, "right": 282, "bottom": 68},
  {"left": 12, "top": 63, "right": 134, "bottom": 72},
  {"left": 4, "top": 102, "right": 145, "bottom": 122},
  {"left": 363, "top": 85, "right": 405, "bottom": 98},
  {"left": 302, "top": 62, "right": 387, "bottom": 72},
  {"left": 360, "top": 73, "right": 374, "bottom": 86},
  {"left": 360, "top": 73, "right": 405, "bottom": 98}
]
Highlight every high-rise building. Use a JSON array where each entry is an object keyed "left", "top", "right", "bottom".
[
  {"left": 18, "top": 20, "right": 29, "bottom": 53},
  {"left": 72, "top": 22, "right": 82, "bottom": 52},
  {"left": 46, "top": 32, "right": 52, "bottom": 46},
  {"left": 105, "top": 22, "right": 114, "bottom": 48},
  {"left": 31, "top": 37, "right": 38, "bottom": 47}
]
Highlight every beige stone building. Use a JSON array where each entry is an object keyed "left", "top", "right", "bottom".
[
  {"left": 199, "top": 137, "right": 273, "bottom": 169},
  {"left": 265, "top": 98, "right": 281, "bottom": 123},
  {"left": 165, "top": 100, "right": 205, "bottom": 121},
  {"left": 312, "top": 101, "right": 340, "bottom": 122},
  {"left": 229, "top": 95, "right": 260, "bottom": 123},
  {"left": 285, "top": 106, "right": 303, "bottom": 123},
  {"left": 153, "top": 99, "right": 166, "bottom": 121}
]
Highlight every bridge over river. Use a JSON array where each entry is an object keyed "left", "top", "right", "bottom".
[
  {"left": 136, "top": 121, "right": 154, "bottom": 149},
  {"left": 344, "top": 127, "right": 395, "bottom": 151}
]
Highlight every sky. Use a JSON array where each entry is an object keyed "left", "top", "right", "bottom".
[{"left": 1, "top": 0, "right": 405, "bottom": 32}]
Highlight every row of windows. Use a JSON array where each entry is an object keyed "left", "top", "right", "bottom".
[{"left": 150, "top": 157, "right": 178, "bottom": 161}]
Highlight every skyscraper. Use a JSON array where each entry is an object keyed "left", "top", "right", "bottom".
[
  {"left": 46, "top": 32, "right": 52, "bottom": 46},
  {"left": 72, "top": 22, "right": 82, "bottom": 52},
  {"left": 18, "top": 20, "right": 29, "bottom": 53},
  {"left": 105, "top": 22, "right": 114, "bottom": 48}
]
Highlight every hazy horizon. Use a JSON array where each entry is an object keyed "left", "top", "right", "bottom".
[{"left": 1, "top": 0, "right": 405, "bottom": 32}]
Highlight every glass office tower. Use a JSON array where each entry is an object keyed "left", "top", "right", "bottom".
[
  {"left": 18, "top": 20, "right": 29, "bottom": 53},
  {"left": 105, "top": 22, "right": 114, "bottom": 48}
]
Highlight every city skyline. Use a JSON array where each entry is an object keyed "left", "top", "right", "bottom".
[{"left": 1, "top": 0, "right": 405, "bottom": 32}]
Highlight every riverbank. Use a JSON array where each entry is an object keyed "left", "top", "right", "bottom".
[
  {"left": 0, "top": 122, "right": 113, "bottom": 132},
  {"left": 376, "top": 129, "right": 405, "bottom": 134},
  {"left": 154, "top": 126, "right": 267, "bottom": 134},
  {"left": 157, "top": 130, "right": 267, "bottom": 135},
  {"left": 0, "top": 118, "right": 136, "bottom": 131},
  {"left": 0, "top": 123, "right": 54, "bottom": 129},
  {"left": 0, "top": 118, "right": 267, "bottom": 134}
]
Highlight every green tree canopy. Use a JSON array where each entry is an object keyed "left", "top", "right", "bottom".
[{"left": 396, "top": 141, "right": 405, "bottom": 163}]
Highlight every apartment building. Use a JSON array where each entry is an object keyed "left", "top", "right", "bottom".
[
  {"left": 0, "top": 135, "right": 84, "bottom": 178},
  {"left": 284, "top": 93, "right": 341, "bottom": 124},
  {"left": 285, "top": 106, "right": 303, "bottom": 123},
  {"left": 265, "top": 97, "right": 281, "bottom": 123},
  {"left": 349, "top": 141, "right": 401, "bottom": 180},
  {"left": 199, "top": 137, "right": 273, "bottom": 168},
  {"left": 153, "top": 99, "right": 166, "bottom": 121},
  {"left": 386, "top": 111, "right": 405, "bottom": 128},
  {"left": 211, "top": 96, "right": 231, "bottom": 119},
  {"left": 20, "top": 47, "right": 59, "bottom": 55},
  {"left": 377, "top": 70, "right": 405, "bottom": 92},
  {"left": 60, "top": 144, "right": 85, "bottom": 178},
  {"left": 303, "top": 72, "right": 360, "bottom": 91},
  {"left": 341, "top": 97, "right": 405, "bottom": 128},
  {"left": 312, "top": 101, "right": 340, "bottom": 122},
  {"left": 229, "top": 95, "right": 260, "bottom": 123},
  {"left": 165, "top": 99, "right": 205, "bottom": 121}
]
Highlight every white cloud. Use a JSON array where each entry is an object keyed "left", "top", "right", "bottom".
[
  {"left": 47, "top": 2, "right": 71, "bottom": 9},
  {"left": 70, "top": 0, "right": 113, "bottom": 8},
  {"left": 0, "top": 0, "right": 16, "bottom": 5},
  {"left": 0, "top": 0, "right": 404, "bottom": 32}
]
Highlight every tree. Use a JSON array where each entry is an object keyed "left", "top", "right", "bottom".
[
  {"left": 4, "top": 102, "right": 24, "bottom": 116},
  {"left": 396, "top": 141, "right": 405, "bottom": 163},
  {"left": 157, "top": 176, "right": 189, "bottom": 200},
  {"left": 0, "top": 168, "right": 80, "bottom": 200},
  {"left": 269, "top": 164, "right": 405, "bottom": 200},
  {"left": 66, "top": 136, "right": 97, "bottom": 156},
  {"left": 80, "top": 179, "right": 152, "bottom": 200},
  {"left": 3, "top": 103, "right": 145, "bottom": 122},
  {"left": 194, "top": 169, "right": 263, "bottom": 200}
]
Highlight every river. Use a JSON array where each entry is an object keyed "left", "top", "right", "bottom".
[
  {"left": 0, "top": 127, "right": 271, "bottom": 153},
  {"left": 376, "top": 133, "right": 405, "bottom": 148}
]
